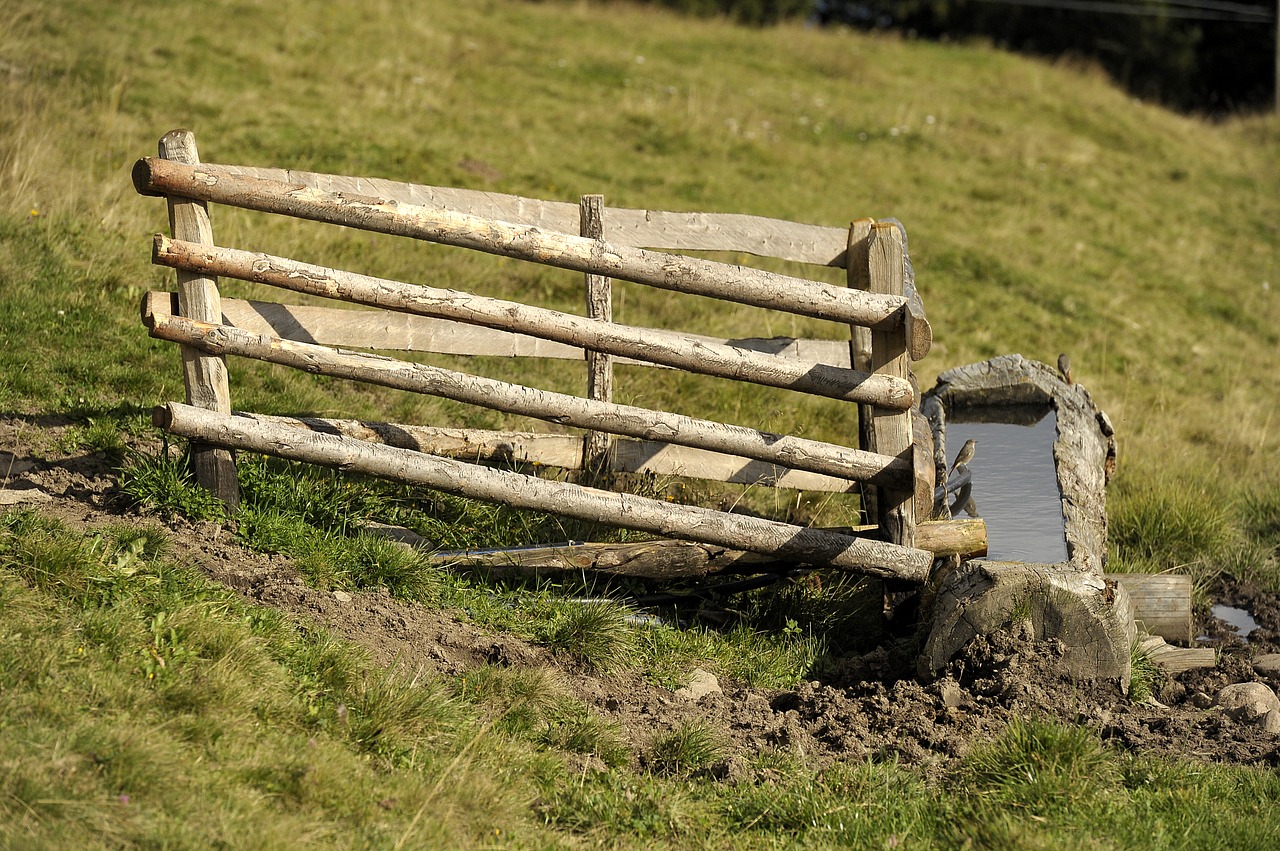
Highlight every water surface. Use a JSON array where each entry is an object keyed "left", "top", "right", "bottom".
[{"left": 945, "top": 407, "right": 1068, "bottom": 564}]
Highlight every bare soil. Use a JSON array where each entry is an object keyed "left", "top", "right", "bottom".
[{"left": 4, "top": 413, "right": 1279, "bottom": 777}]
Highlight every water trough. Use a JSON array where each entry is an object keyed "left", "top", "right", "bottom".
[{"left": 917, "top": 355, "right": 1136, "bottom": 687}]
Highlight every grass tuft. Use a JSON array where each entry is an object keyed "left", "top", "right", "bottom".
[
  {"left": 546, "top": 601, "right": 640, "bottom": 673},
  {"left": 955, "top": 717, "right": 1118, "bottom": 817},
  {"left": 645, "top": 722, "right": 725, "bottom": 777}
]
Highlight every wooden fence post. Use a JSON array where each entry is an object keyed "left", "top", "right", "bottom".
[
  {"left": 158, "top": 129, "right": 239, "bottom": 508},
  {"left": 581, "top": 194, "right": 614, "bottom": 485},
  {"left": 866, "top": 222, "right": 915, "bottom": 548},
  {"left": 847, "top": 218, "right": 877, "bottom": 526}
]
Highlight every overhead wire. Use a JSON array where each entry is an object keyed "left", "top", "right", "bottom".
[{"left": 959, "top": 0, "right": 1274, "bottom": 22}]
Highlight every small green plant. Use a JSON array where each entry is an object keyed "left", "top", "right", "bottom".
[
  {"left": 546, "top": 601, "right": 639, "bottom": 673},
  {"left": 645, "top": 722, "right": 724, "bottom": 777},
  {"left": 119, "top": 445, "right": 228, "bottom": 523}
]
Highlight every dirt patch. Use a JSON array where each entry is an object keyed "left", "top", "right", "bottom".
[{"left": 4, "top": 413, "right": 1279, "bottom": 774}]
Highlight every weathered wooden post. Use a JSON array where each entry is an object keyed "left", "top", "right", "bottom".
[
  {"left": 158, "top": 130, "right": 239, "bottom": 508},
  {"left": 846, "top": 218, "right": 877, "bottom": 526},
  {"left": 865, "top": 222, "right": 916, "bottom": 548},
  {"left": 580, "top": 194, "right": 613, "bottom": 485}
]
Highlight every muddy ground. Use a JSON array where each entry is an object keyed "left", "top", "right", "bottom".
[{"left": 4, "top": 413, "right": 1279, "bottom": 777}]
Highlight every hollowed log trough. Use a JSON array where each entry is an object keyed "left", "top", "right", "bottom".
[{"left": 918, "top": 355, "right": 1136, "bottom": 689}]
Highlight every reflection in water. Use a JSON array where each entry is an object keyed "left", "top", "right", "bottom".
[
  {"left": 945, "top": 410, "right": 1068, "bottom": 563},
  {"left": 1211, "top": 604, "right": 1259, "bottom": 639}
]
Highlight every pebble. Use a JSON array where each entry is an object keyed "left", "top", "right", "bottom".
[
  {"left": 1262, "top": 710, "right": 1280, "bottom": 735},
  {"left": 0, "top": 487, "right": 50, "bottom": 505},
  {"left": 332, "top": 590, "right": 353, "bottom": 603},
  {"left": 1189, "top": 691, "right": 1214, "bottom": 709},
  {"left": 1251, "top": 654, "right": 1280, "bottom": 677},
  {"left": 938, "top": 680, "right": 964, "bottom": 708}
]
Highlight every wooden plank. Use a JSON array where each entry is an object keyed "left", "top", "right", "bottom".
[
  {"left": 155, "top": 402, "right": 935, "bottom": 581},
  {"left": 866, "top": 222, "right": 916, "bottom": 548},
  {"left": 232, "top": 412, "right": 860, "bottom": 491},
  {"left": 151, "top": 291, "right": 853, "bottom": 365},
  {"left": 232, "top": 414, "right": 586, "bottom": 467},
  {"left": 1136, "top": 635, "right": 1216, "bottom": 674},
  {"left": 151, "top": 238, "right": 914, "bottom": 409},
  {"left": 427, "top": 539, "right": 775, "bottom": 579},
  {"left": 134, "top": 157, "right": 909, "bottom": 331},
  {"left": 1109, "top": 573, "right": 1194, "bottom": 645},
  {"left": 428, "top": 518, "right": 987, "bottom": 577},
  {"left": 141, "top": 308, "right": 914, "bottom": 489},
  {"left": 192, "top": 164, "right": 852, "bottom": 266},
  {"left": 157, "top": 130, "right": 239, "bottom": 508},
  {"left": 581, "top": 194, "right": 613, "bottom": 481}
]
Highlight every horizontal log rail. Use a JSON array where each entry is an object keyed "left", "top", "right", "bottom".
[
  {"left": 152, "top": 237, "right": 914, "bottom": 410},
  {"left": 235, "top": 413, "right": 863, "bottom": 492},
  {"left": 154, "top": 402, "right": 934, "bottom": 581},
  {"left": 134, "top": 157, "right": 928, "bottom": 358},
  {"left": 142, "top": 300, "right": 914, "bottom": 489}
]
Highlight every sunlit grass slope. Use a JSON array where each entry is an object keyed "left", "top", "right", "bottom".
[
  {"left": 3, "top": 1, "right": 1280, "bottom": 846},
  {"left": 3, "top": 0, "right": 1277, "bottom": 486}
]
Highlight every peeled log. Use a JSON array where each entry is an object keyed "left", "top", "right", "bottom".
[
  {"left": 133, "top": 157, "right": 910, "bottom": 334},
  {"left": 154, "top": 403, "right": 935, "bottom": 581}
]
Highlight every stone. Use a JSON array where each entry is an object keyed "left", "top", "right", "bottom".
[
  {"left": 938, "top": 680, "right": 965, "bottom": 708},
  {"left": 332, "top": 590, "right": 353, "bottom": 603},
  {"left": 1261, "top": 709, "right": 1280, "bottom": 735},
  {"left": 0, "top": 487, "right": 51, "bottom": 506},
  {"left": 1215, "top": 682, "right": 1280, "bottom": 721},
  {"left": 675, "top": 668, "right": 721, "bottom": 702},
  {"left": 1251, "top": 654, "right": 1280, "bottom": 677}
]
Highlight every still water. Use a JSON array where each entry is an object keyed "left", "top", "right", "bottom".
[{"left": 944, "top": 407, "right": 1069, "bottom": 564}]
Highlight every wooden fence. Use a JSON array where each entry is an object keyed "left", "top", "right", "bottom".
[{"left": 134, "top": 128, "right": 979, "bottom": 583}]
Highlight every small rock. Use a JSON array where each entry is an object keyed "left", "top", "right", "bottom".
[
  {"left": 1261, "top": 709, "right": 1280, "bottom": 735},
  {"left": 0, "top": 487, "right": 50, "bottom": 505},
  {"left": 1215, "top": 682, "right": 1280, "bottom": 720},
  {"left": 1252, "top": 654, "right": 1280, "bottom": 677},
  {"left": 675, "top": 668, "right": 721, "bottom": 702},
  {"left": 1189, "top": 691, "right": 1214, "bottom": 709},
  {"left": 332, "top": 590, "right": 353, "bottom": 603},
  {"left": 938, "top": 680, "right": 964, "bottom": 708}
]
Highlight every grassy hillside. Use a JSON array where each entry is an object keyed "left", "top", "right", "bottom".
[
  {"left": 2, "top": 0, "right": 1279, "bottom": 846},
  {"left": 4, "top": 0, "right": 1278, "bottom": 481}
]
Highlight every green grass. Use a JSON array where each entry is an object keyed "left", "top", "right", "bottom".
[{"left": 3, "top": 0, "right": 1280, "bottom": 845}]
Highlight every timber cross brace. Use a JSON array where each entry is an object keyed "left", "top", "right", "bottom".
[{"left": 134, "top": 128, "right": 987, "bottom": 587}]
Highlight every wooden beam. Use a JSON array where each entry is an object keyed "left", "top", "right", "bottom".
[
  {"left": 158, "top": 130, "right": 239, "bottom": 509},
  {"left": 232, "top": 413, "right": 861, "bottom": 491},
  {"left": 141, "top": 306, "right": 913, "bottom": 488},
  {"left": 154, "top": 403, "right": 935, "bottom": 581},
  {"left": 179, "top": 163, "right": 854, "bottom": 267},
  {"left": 428, "top": 517, "right": 987, "bottom": 578},
  {"left": 581, "top": 193, "right": 613, "bottom": 482},
  {"left": 133, "top": 157, "right": 909, "bottom": 331},
  {"left": 151, "top": 238, "right": 914, "bottom": 409}
]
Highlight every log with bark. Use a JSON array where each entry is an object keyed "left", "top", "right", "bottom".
[{"left": 153, "top": 402, "right": 935, "bottom": 581}]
